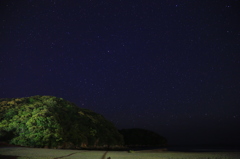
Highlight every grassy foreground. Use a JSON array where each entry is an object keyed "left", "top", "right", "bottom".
[{"left": 0, "top": 147, "right": 240, "bottom": 159}]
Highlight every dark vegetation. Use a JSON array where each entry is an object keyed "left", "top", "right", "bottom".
[
  {"left": 119, "top": 128, "right": 167, "bottom": 147},
  {"left": 0, "top": 96, "right": 123, "bottom": 149},
  {"left": 0, "top": 96, "right": 167, "bottom": 150}
]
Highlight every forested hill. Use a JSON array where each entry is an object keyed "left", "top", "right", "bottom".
[{"left": 0, "top": 95, "right": 123, "bottom": 148}]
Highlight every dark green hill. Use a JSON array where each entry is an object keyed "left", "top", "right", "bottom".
[
  {"left": 119, "top": 128, "right": 167, "bottom": 147},
  {"left": 0, "top": 96, "right": 123, "bottom": 149}
]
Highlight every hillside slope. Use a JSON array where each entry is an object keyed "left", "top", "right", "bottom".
[{"left": 0, "top": 95, "right": 123, "bottom": 148}]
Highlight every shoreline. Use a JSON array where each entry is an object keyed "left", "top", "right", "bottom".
[
  {"left": 1, "top": 142, "right": 240, "bottom": 153},
  {"left": 1, "top": 146, "right": 240, "bottom": 152}
]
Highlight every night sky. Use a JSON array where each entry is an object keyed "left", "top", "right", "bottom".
[{"left": 1, "top": 0, "right": 240, "bottom": 145}]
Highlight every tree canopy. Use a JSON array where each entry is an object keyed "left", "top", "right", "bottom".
[{"left": 0, "top": 96, "right": 123, "bottom": 149}]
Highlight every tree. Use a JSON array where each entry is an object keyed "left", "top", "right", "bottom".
[{"left": 0, "top": 96, "right": 123, "bottom": 148}]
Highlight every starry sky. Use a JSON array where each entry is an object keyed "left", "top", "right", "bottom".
[{"left": 1, "top": 0, "right": 240, "bottom": 145}]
